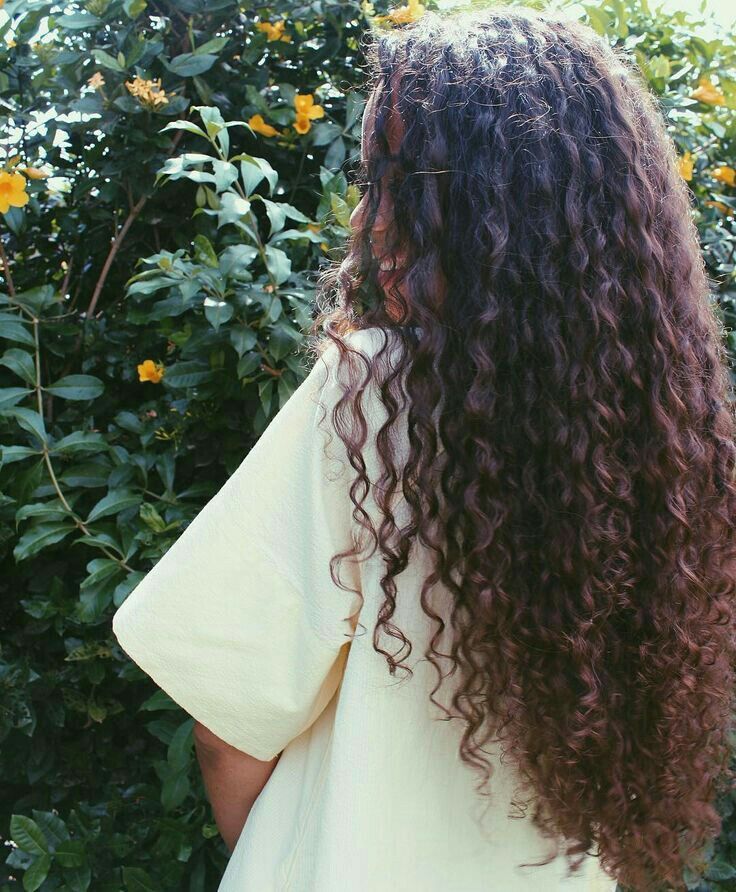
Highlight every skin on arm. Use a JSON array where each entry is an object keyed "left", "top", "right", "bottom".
[{"left": 193, "top": 720, "right": 281, "bottom": 854}]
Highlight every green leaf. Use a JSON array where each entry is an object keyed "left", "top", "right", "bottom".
[
  {"left": 62, "top": 862, "right": 92, "bottom": 892},
  {"left": 168, "top": 718, "right": 194, "bottom": 769},
  {"left": 203, "top": 298, "right": 234, "bottom": 330},
  {"left": 10, "top": 815, "right": 49, "bottom": 855},
  {"left": 231, "top": 153, "right": 278, "bottom": 196},
  {"left": 2, "top": 407, "right": 47, "bottom": 444},
  {"left": 59, "top": 462, "right": 110, "bottom": 489},
  {"left": 14, "top": 522, "right": 76, "bottom": 562},
  {"left": 58, "top": 12, "right": 100, "bottom": 28},
  {"left": 160, "top": 120, "right": 208, "bottom": 139},
  {"left": 193, "top": 105, "right": 226, "bottom": 136},
  {"left": 87, "top": 489, "right": 141, "bottom": 523},
  {"left": 330, "top": 193, "right": 352, "bottom": 228},
  {"left": 229, "top": 326, "right": 258, "bottom": 358},
  {"left": 15, "top": 500, "right": 69, "bottom": 525},
  {"left": 192, "top": 234, "right": 218, "bottom": 267},
  {"left": 12, "top": 285, "right": 56, "bottom": 314},
  {"left": 0, "top": 387, "right": 33, "bottom": 410},
  {"left": 31, "top": 809, "right": 70, "bottom": 847},
  {"left": 219, "top": 244, "right": 258, "bottom": 278},
  {"left": 166, "top": 53, "right": 218, "bottom": 77},
  {"left": 123, "top": 0, "right": 147, "bottom": 18},
  {"left": 264, "top": 246, "right": 291, "bottom": 285},
  {"left": 161, "top": 769, "right": 191, "bottom": 812},
  {"left": 139, "top": 689, "right": 179, "bottom": 712},
  {"left": 0, "top": 348, "right": 36, "bottom": 385},
  {"left": 270, "top": 227, "right": 324, "bottom": 245},
  {"left": 163, "top": 361, "right": 215, "bottom": 388},
  {"left": 217, "top": 192, "right": 251, "bottom": 228},
  {"left": 212, "top": 160, "right": 239, "bottom": 193},
  {"left": 195, "top": 36, "right": 229, "bottom": 55},
  {"left": 261, "top": 198, "right": 286, "bottom": 236},
  {"left": 51, "top": 431, "right": 108, "bottom": 456},
  {"left": 46, "top": 375, "right": 104, "bottom": 401},
  {"left": 56, "top": 839, "right": 87, "bottom": 867},
  {"left": 324, "top": 136, "right": 346, "bottom": 170},
  {"left": 22, "top": 853, "right": 52, "bottom": 892},
  {"left": 0, "top": 321, "right": 35, "bottom": 347},
  {"left": 122, "top": 866, "right": 158, "bottom": 891},
  {"left": 114, "top": 571, "right": 145, "bottom": 607},
  {"left": 258, "top": 378, "right": 274, "bottom": 415},
  {"left": 1, "top": 445, "right": 41, "bottom": 464},
  {"left": 92, "top": 48, "right": 125, "bottom": 72}
]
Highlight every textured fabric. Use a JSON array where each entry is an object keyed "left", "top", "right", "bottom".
[{"left": 112, "top": 326, "right": 619, "bottom": 892}]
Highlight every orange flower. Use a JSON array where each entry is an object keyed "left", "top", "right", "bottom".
[
  {"left": 18, "top": 166, "right": 48, "bottom": 180},
  {"left": 125, "top": 75, "right": 169, "bottom": 110},
  {"left": 704, "top": 200, "right": 731, "bottom": 214},
  {"left": 0, "top": 170, "right": 29, "bottom": 213},
  {"left": 376, "top": 0, "right": 426, "bottom": 25},
  {"left": 256, "top": 19, "right": 292, "bottom": 42},
  {"left": 677, "top": 151, "right": 693, "bottom": 181},
  {"left": 88, "top": 71, "right": 106, "bottom": 91},
  {"left": 137, "top": 359, "right": 165, "bottom": 383},
  {"left": 689, "top": 76, "right": 726, "bottom": 106},
  {"left": 711, "top": 166, "right": 736, "bottom": 187},
  {"left": 293, "top": 93, "right": 324, "bottom": 134},
  {"left": 248, "top": 113, "right": 280, "bottom": 137}
]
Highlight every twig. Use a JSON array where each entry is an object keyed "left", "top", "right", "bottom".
[
  {"left": 85, "top": 127, "right": 185, "bottom": 318},
  {"left": 0, "top": 236, "right": 16, "bottom": 297}
]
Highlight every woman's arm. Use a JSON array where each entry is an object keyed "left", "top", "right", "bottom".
[{"left": 193, "top": 720, "right": 280, "bottom": 853}]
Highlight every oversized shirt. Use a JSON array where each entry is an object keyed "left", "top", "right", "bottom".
[{"left": 112, "top": 326, "right": 619, "bottom": 892}]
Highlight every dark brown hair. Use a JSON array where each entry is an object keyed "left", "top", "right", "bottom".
[{"left": 309, "top": 6, "right": 736, "bottom": 889}]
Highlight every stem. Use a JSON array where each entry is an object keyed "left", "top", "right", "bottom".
[
  {"left": 85, "top": 127, "right": 185, "bottom": 318},
  {"left": 0, "top": 236, "right": 17, "bottom": 297},
  {"left": 24, "top": 303, "right": 134, "bottom": 571},
  {"left": 288, "top": 146, "right": 307, "bottom": 204},
  {"left": 85, "top": 193, "right": 147, "bottom": 318}
]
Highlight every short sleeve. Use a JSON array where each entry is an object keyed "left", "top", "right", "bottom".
[{"left": 111, "top": 341, "right": 364, "bottom": 762}]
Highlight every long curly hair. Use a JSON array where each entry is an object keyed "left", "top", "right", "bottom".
[{"left": 308, "top": 6, "right": 736, "bottom": 890}]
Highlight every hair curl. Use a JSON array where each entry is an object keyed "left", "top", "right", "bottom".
[{"left": 308, "top": 6, "right": 736, "bottom": 890}]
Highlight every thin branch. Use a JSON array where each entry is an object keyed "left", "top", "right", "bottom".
[
  {"left": 0, "top": 236, "right": 17, "bottom": 297},
  {"left": 85, "top": 126, "right": 185, "bottom": 318}
]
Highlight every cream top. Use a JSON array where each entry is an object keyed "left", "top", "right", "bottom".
[{"left": 112, "top": 326, "right": 619, "bottom": 892}]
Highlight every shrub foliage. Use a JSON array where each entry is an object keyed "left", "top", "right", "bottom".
[{"left": 0, "top": 0, "right": 734, "bottom": 888}]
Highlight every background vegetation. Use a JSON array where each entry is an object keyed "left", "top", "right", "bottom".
[{"left": 0, "top": 0, "right": 734, "bottom": 888}]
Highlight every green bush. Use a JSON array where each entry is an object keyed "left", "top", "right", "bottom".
[{"left": 0, "top": 0, "right": 734, "bottom": 888}]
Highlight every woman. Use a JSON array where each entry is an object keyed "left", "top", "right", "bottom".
[{"left": 112, "top": 5, "right": 736, "bottom": 891}]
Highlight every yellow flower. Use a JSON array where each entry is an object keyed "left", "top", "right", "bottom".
[
  {"left": 690, "top": 76, "right": 726, "bottom": 106},
  {"left": 704, "top": 200, "right": 730, "bottom": 214},
  {"left": 294, "top": 114, "right": 312, "bottom": 134},
  {"left": 6, "top": 37, "right": 16, "bottom": 48},
  {"left": 377, "top": 0, "right": 425, "bottom": 25},
  {"left": 256, "top": 19, "right": 292, "bottom": 42},
  {"left": 320, "top": 241, "right": 329, "bottom": 251},
  {"left": 0, "top": 170, "right": 29, "bottom": 213},
  {"left": 293, "top": 94, "right": 324, "bottom": 134},
  {"left": 88, "top": 71, "right": 106, "bottom": 90},
  {"left": 294, "top": 93, "right": 324, "bottom": 118},
  {"left": 248, "top": 113, "right": 280, "bottom": 137},
  {"left": 125, "top": 76, "right": 170, "bottom": 110},
  {"left": 18, "top": 166, "right": 48, "bottom": 180},
  {"left": 711, "top": 166, "right": 736, "bottom": 187},
  {"left": 677, "top": 151, "right": 693, "bottom": 181},
  {"left": 137, "top": 359, "right": 166, "bottom": 383}
]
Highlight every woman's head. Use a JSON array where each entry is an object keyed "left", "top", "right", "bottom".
[{"left": 312, "top": 6, "right": 736, "bottom": 890}]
